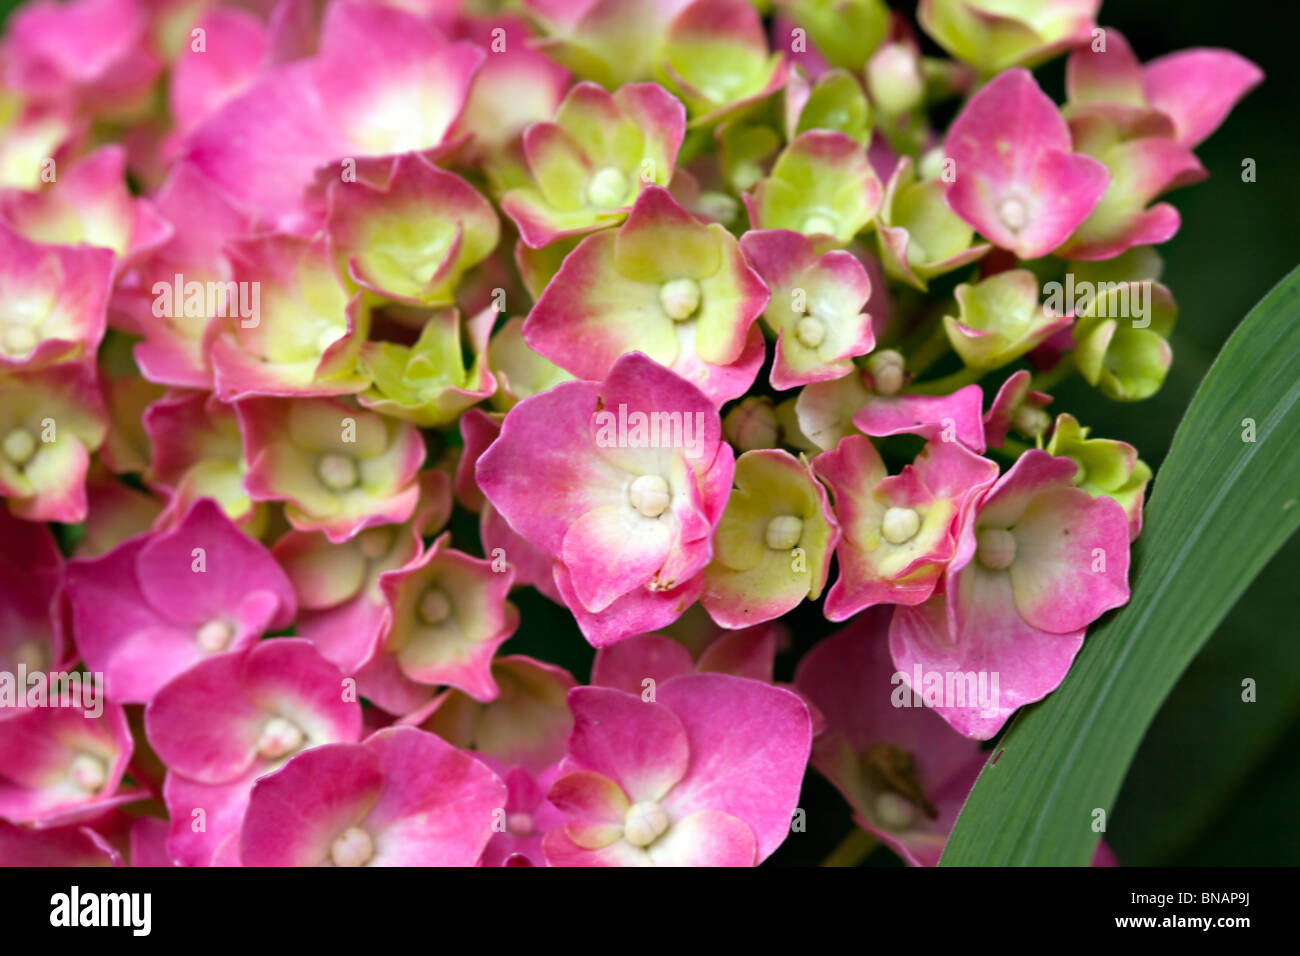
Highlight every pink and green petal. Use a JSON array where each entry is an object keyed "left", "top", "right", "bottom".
[
  {"left": 327, "top": 153, "right": 499, "bottom": 305},
  {"left": 943, "top": 68, "right": 1109, "bottom": 260},
  {"left": 746, "top": 130, "right": 883, "bottom": 247},
  {"left": 702, "top": 449, "right": 839, "bottom": 628}
]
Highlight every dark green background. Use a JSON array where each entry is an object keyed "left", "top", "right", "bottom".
[{"left": 3, "top": 0, "right": 1295, "bottom": 865}]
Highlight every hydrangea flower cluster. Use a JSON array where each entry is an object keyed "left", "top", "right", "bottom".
[{"left": 0, "top": 0, "right": 1259, "bottom": 867}]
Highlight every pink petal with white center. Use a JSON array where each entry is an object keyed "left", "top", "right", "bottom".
[
  {"left": 0, "top": 703, "right": 138, "bottom": 825},
  {"left": 145, "top": 638, "right": 361, "bottom": 785},
  {"left": 240, "top": 726, "right": 504, "bottom": 866},
  {"left": 979, "top": 452, "right": 1131, "bottom": 632},
  {"left": 374, "top": 535, "right": 518, "bottom": 701},
  {"left": 944, "top": 68, "right": 1109, "bottom": 259},
  {"left": 0, "top": 361, "right": 107, "bottom": 523},
  {"left": 647, "top": 808, "right": 757, "bottom": 865},
  {"left": 566, "top": 685, "right": 690, "bottom": 803},
  {"left": 656, "top": 674, "right": 811, "bottom": 861},
  {"left": 891, "top": 590, "right": 1083, "bottom": 740},
  {"left": 1143, "top": 49, "right": 1263, "bottom": 149},
  {"left": 852, "top": 384, "right": 987, "bottom": 453},
  {"left": 238, "top": 396, "right": 426, "bottom": 543},
  {"left": 0, "top": 221, "right": 113, "bottom": 368},
  {"left": 481, "top": 763, "right": 566, "bottom": 867},
  {"left": 134, "top": 498, "right": 295, "bottom": 632},
  {"left": 548, "top": 768, "right": 630, "bottom": 848},
  {"left": 64, "top": 501, "right": 293, "bottom": 703},
  {"left": 478, "top": 352, "right": 728, "bottom": 612},
  {"left": 741, "top": 228, "right": 875, "bottom": 390}
]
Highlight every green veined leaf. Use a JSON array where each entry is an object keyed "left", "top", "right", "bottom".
[{"left": 941, "top": 264, "right": 1300, "bottom": 866}]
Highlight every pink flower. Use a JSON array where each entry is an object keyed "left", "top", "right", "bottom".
[
  {"left": 793, "top": 368, "right": 988, "bottom": 454},
  {"left": 146, "top": 638, "right": 362, "bottom": 867},
  {"left": 0, "top": 703, "right": 144, "bottom": 826},
  {"left": 525, "top": 186, "right": 768, "bottom": 405},
  {"left": 543, "top": 674, "right": 811, "bottom": 865},
  {"left": 183, "top": 0, "right": 484, "bottom": 228},
  {"left": 702, "top": 448, "right": 839, "bottom": 628},
  {"left": 814, "top": 434, "right": 998, "bottom": 620},
  {"left": 477, "top": 351, "right": 734, "bottom": 646},
  {"left": 0, "top": 145, "right": 169, "bottom": 275},
  {"left": 0, "top": 361, "right": 107, "bottom": 523},
  {"left": 483, "top": 765, "right": 567, "bottom": 867},
  {"left": 1057, "top": 31, "right": 1257, "bottom": 259},
  {"left": 239, "top": 726, "right": 505, "bottom": 866},
  {"left": 273, "top": 473, "right": 451, "bottom": 677},
  {"left": 0, "top": 220, "right": 114, "bottom": 369},
  {"left": 794, "top": 608, "right": 985, "bottom": 866},
  {"left": 739, "top": 228, "right": 875, "bottom": 389},
  {"left": 401, "top": 654, "right": 577, "bottom": 867},
  {"left": 144, "top": 390, "right": 262, "bottom": 530},
  {"left": 890, "top": 450, "right": 1131, "bottom": 738},
  {"left": 65, "top": 498, "right": 296, "bottom": 703},
  {"left": 984, "top": 369, "right": 1052, "bottom": 447},
  {"left": 325, "top": 153, "right": 499, "bottom": 306},
  {"left": 944, "top": 68, "right": 1109, "bottom": 259},
  {"left": 353, "top": 532, "right": 519, "bottom": 715},
  {"left": 237, "top": 395, "right": 426, "bottom": 543},
  {"left": 501, "top": 82, "right": 686, "bottom": 248},
  {"left": 207, "top": 234, "right": 369, "bottom": 400}
]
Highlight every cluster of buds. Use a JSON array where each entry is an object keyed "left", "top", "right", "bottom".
[{"left": 0, "top": 0, "right": 1259, "bottom": 867}]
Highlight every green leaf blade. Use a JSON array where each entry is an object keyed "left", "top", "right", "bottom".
[{"left": 941, "top": 264, "right": 1300, "bottom": 866}]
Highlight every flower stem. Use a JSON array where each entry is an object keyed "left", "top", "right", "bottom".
[{"left": 821, "top": 827, "right": 878, "bottom": 867}]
